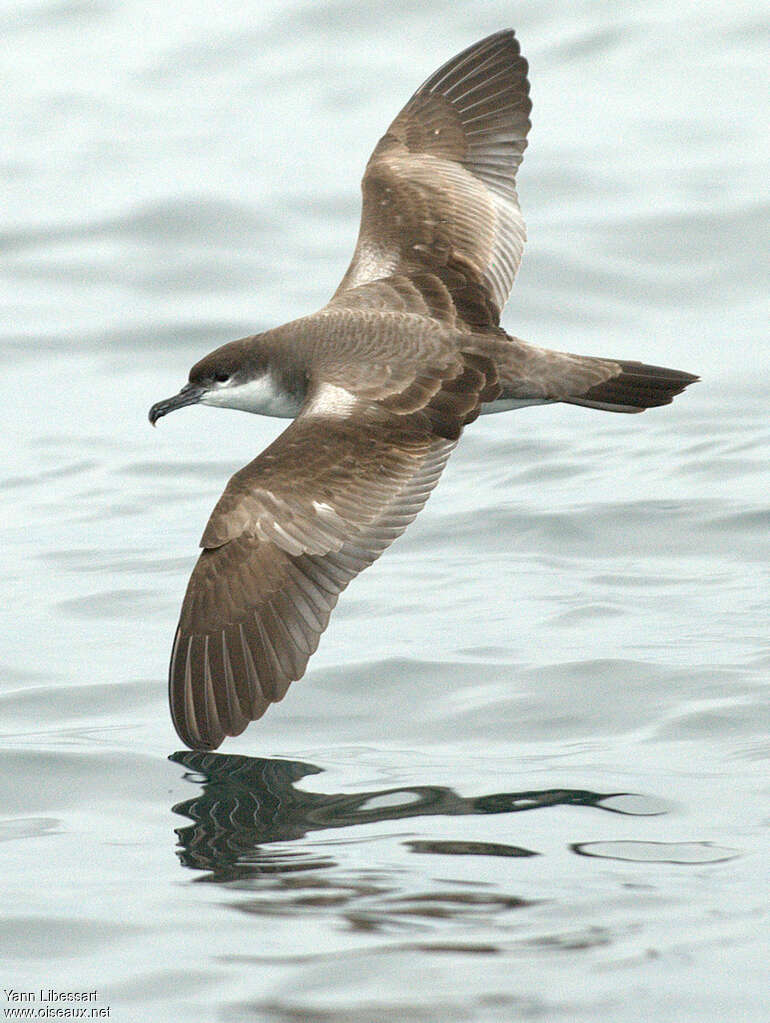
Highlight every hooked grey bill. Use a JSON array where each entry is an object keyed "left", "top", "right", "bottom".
[
  {"left": 149, "top": 384, "right": 205, "bottom": 426},
  {"left": 148, "top": 30, "right": 698, "bottom": 753}
]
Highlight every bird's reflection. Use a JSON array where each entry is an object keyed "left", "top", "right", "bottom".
[{"left": 170, "top": 750, "right": 656, "bottom": 883}]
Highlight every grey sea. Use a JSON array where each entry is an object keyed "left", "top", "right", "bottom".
[{"left": 1, "top": 1, "right": 768, "bottom": 1020}]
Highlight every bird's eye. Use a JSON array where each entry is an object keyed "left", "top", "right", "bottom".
[{"left": 214, "top": 372, "right": 230, "bottom": 384}]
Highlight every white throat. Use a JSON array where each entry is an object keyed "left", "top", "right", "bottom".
[{"left": 201, "top": 374, "right": 302, "bottom": 419}]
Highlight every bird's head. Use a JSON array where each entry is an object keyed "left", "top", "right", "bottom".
[{"left": 148, "top": 337, "right": 301, "bottom": 424}]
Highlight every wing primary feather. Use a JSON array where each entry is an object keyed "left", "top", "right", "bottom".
[
  {"left": 220, "top": 632, "right": 250, "bottom": 733},
  {"left": 426, "top": 32, "right": 515, "bottom": 95},
  {"left": 223, "top": 626, "right": 255, "bottom": 720},
  {"left": 182, "top": 635, "right": 200, "bottom": 748},
  {"left": 247, "top": 614, "right": 285, "bottom": 699},
  {"left": 202, "top": 635, "right": 225, "bottom": 748},
  {"left": 238, "top": 623, "right": 267, "bottom": 712}
]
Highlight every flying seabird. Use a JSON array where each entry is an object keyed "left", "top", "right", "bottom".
[{"left": 149, "top": 30, "right": 698, "bottom": 751}]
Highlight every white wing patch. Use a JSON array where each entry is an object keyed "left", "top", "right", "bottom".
[{"left": 306, "top": 383, "right": 359, "bottom": 416}]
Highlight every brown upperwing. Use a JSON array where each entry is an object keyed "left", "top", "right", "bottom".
[{"left": 332, "top": 29, "right": 531, "bottom": 331}]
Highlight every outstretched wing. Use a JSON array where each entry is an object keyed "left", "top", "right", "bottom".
[
  {"left": 333, "top": 30, "right": 531, "bottom": 330},
  {"left": 169, "top": 347, "right": 499, "bottom": 750}
]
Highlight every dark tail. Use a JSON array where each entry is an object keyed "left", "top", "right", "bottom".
[{"left": 564, "top": 359, "right": 699, "bottom": 414}]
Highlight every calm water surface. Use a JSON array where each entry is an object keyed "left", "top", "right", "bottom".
[{"left": 1, "top": 1, "right": 768, "bottom": 1020}]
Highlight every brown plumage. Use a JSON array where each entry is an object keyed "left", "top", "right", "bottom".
[{"left": 149, "top": 31, "right": 698, "bottom": 750}]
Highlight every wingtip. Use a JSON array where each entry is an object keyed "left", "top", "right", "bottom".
[{"left": 169, "top": 627, "right": 226, "bottom": 752}]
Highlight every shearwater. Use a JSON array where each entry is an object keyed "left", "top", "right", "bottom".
[{"left": 149, "top": 30, "right": 697, "bottom": 751}]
